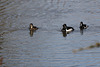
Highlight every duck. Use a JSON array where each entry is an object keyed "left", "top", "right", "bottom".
[
  {"left": 80, "top": 22, "right": 89, "bottom": 29},
  {"left": 29, "top": 23, "right": 38, "bottom": 31},
  {"left": 61, "top": 24, "right": 74, "bottom": 33}
]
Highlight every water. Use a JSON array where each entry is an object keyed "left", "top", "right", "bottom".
[{"left": 0, "top": 0, "right": 100, "bottom": 67}]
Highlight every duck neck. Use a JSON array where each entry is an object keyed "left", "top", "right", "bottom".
[
  {"left": 80, "top": 22, "right": 83, "bottom": 26},
  {"left": 63, "top": 26, "right": 67, "bottom": 29},
  {"left": 30, "top": 25, "right": 33, "bottom": 29}
]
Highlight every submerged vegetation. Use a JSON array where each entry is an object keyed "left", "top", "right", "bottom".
[
  {"left": 73, "top": 43, "right": 100, "bottom": 53},
  {"left": 0, "top": 57, "right": 3, "bottom": 66}
]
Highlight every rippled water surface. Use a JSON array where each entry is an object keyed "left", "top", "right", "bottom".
[{"left": 0, "top": 0, "right": 100, "bottom": 67}]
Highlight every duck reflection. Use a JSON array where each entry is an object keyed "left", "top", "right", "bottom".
[
  {"left": 80, "top": 28, "right": 84, "bottom": 35},
  {"left": 73, "top": 43, "right": 100, "bottom": 53},
  {"left": 62, "top": 31, "right": 67, "bottom": 37},
  {"left": 29, "top": 30, "right": 34, "bottom": 37}
]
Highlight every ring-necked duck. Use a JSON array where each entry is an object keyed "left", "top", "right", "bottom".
[
  {"left": 80, "top": 22, "right": 89, "bottom": 29},
  {"left": 61, "top": 24, "right": 74, "bottom": 33},
  {"left": 29, "top": 23, "right": 38, "bottom": 31}
]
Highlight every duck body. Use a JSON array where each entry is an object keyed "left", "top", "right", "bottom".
[
  {"left": 80, "top": 22, "right": 88, "bottom": 29},
  {"left": 61, "top": 24, "right": 74, "bottom": 33},
  {"left": 29, "top": 23, "right": 38, "bottom": 31}
]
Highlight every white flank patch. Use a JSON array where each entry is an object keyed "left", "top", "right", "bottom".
[{"left": 66, "top": 29, "right": 73, "bottom": 32}]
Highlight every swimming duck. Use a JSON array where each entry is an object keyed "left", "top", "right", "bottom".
[
  {"left": 80, "top": 22, "right": 89, "bottom": 29},
  {"left": 61, "top": 24, "right": 74, "bottom": 33},
  {"left": 29, "top": 23, "right": 38, "bottom": 31}
]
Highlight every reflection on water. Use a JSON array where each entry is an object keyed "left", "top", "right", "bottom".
[
  {"left": 29, "top": 30, "right": 34, "bottom": 37},
  {"left": 73, "top": 43, "right": 100, "bottom": 53},
  {"left": 29, "top": 30, "right": 38, "bottom": 37},
  {"left": 62, "top": 31, "right": 67, "bottom": 37},
  {"left": 80, "top": 28, "right": 84, "bottom": 35}
]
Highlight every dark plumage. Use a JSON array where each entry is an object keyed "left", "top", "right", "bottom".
[
  {"left": 61, "top": 24, "right": 74, "bottom": 33},
  {"left": 29, "top": 23, "right": 38, "bottom": 31},
  {"left": 80, "top": 22, "right": 89, "bottom": 29}
]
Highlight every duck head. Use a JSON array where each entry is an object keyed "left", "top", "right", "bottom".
[
  {"left": 30, "top": 23, "right": 33, "bottom": 29},
  {"left": 80, "top": 22, "right": 83, "bottom": 26},
  {"left": 63, "top": 24, "right": 67, "bottom": 29},
  {"left": 29, "top": 23, "right": 38, "bottom": 31}
]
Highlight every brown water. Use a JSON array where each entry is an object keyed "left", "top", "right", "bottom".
[{"left": 0, "top": 0, "right": 100, "bottom": 67}]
